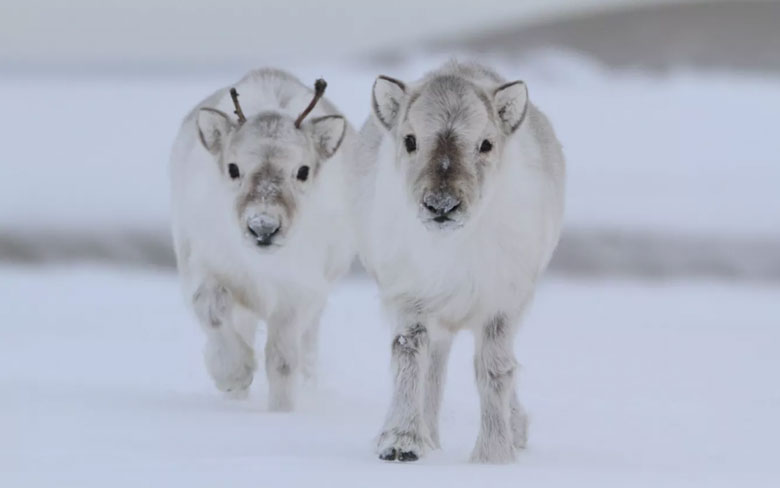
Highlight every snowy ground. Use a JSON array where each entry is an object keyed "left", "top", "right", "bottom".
[{"left": 2, "top": 265, "right": 779, "bottom": 487}]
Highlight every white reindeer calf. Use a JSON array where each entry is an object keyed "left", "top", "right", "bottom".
[
  {"left": 353, "top": 61, "right": 565, "bottom": 462},
  {"left": 170, "top": 69, "right": 355, "bottom": 410}
]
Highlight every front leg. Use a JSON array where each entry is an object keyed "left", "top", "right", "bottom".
[
  {"left": 192, "top": 279, "right": 256, "bottom": 396},
  {"left": 424, "top": 333, "right": 454, "bottom": 449},
  {"left": 471, "top": 313, "right": 517, "bottom": 463},
  {"left": 377, "top": 322, "right": 432, "bottom": 462},
  {"left": 265, "top": 308, "right": 304, "bottom": 412}
]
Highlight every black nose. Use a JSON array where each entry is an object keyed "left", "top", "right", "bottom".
[
  {"left": 422, "top": 191, "right": 461, "bottom": 222},
  {"left": 247, "top": 215, "right": 281, "bottom": 246}
]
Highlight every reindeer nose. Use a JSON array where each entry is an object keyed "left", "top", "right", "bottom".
[
  {"left": 247, "top": 214, "right": 280, "bottom": 246},
  {"left": 422, "top": 191, "right": 461, "bottom": 222}
]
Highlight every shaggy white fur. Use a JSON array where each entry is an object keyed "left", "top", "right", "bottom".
[
  {"left": 170, "top": 69, "right": 355, "bottom": 410},
  {"left": 351, "top": 61, "right": 565, "bottom": 463}
]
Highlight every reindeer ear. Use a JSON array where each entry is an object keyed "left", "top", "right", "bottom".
[
  {"left": 308, "top": 115, "right": 347, "bottom": 159},
  {"left": 197, "top": 108, "right": 233, "bottom": 155},
  {"left": 372, "top": 75, "right": 406, "bottom": 130},
  {"left": 494, "top": 81, "right": 529, "bottom": 134}
]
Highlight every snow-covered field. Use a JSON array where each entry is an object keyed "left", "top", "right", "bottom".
[{"left": 2, "top": 265, "right": 779, "bottom": 487}]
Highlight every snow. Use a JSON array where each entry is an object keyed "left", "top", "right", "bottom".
[
  {"left": 2, "top": 52, "right": 779, "bottom": 243},
  {"left": 2, "top": 265, "right": 779, "bottom": 487}
]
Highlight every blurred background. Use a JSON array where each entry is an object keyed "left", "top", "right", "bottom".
[
  {"left": 2, "top": 0, "right": 778, "bottom": 278},
  {"left": 3, "top": 1, "right": 779, "bottom": 486}
]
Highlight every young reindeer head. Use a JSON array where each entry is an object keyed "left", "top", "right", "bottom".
[
  {"left": 371, "top": 71, "right": 528, "bottom": 231},
  {"left": 196, "top": 80, "right": 346, "bottom": 250}
]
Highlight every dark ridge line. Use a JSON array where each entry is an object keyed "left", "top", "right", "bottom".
[
  {"left": 368, "top": 1, "right": 780, "bottom": 75},
  {"left": 2, "top": 227, "right": 780, "bottom": 282}
]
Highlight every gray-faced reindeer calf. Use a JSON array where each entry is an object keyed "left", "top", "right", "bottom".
[
  {"left": 351, "top": 61, "right": 565, "bottom": 463},
  {"left": 170, "top": 69, "right": 355, "bottom": 410}
]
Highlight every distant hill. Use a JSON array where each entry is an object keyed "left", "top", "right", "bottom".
[{"left": 420, "top": 1, "right": 780, "bottom": 73}]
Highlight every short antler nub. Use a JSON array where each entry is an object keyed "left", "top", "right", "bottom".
[
  {"left": 229, "top": 88, "right": 247, "bottom": 125},
  {"left": 294, "top": 78, "right": 327, "bottom": 129}
]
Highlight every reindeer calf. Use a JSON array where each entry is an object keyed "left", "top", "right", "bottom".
[
  {"left": 170, "top": 69, "right": 355, "bottom": 410},
  {"left": 352, "top": 61, "right": 565, "bottom": 462}
]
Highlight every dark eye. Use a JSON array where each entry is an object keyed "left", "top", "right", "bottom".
[
  {"left": 479, "top": 140, "right": 493, "bottom": 153},
  {"left": 296, "top": 165, "right": 310, "bottom": 182},
  {"left": 228, "top": 163, "right": 240, "bottom": 179},
  {"left": 404, "top": 134, "right": 417, "bottom": 153}
]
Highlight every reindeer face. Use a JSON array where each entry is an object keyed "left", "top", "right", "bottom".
[
  {"left": 372, "top": 74, "right": 528, "bottom": 231},
  {"left": 197, "top": 107, "right": 346, "bottom": 251}
]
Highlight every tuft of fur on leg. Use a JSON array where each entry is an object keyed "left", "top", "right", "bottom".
[
  {"left": 377, "top": 323, "right": 433, "bottom": 461},
  {"left": 192, "top": 282, "right": 231, "bottom": 329},
  {"left": 471, "top": 314, "right": 517, "bottom": 463}
]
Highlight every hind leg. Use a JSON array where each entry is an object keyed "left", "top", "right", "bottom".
[
  {"left": 423, "top": 333, "right": 453, "bottom": 449},
  {"left": 471, "top": 313, "right": 517, "bottom": 463},
  {"left": 300, "top": 303, "right": 324, "bottom": 385},
  {"left": 300, "top": 319, "right": 319, "bottom": 385},
  {"left": 192, "top": 279, "right": 256, "bottom": 396}
]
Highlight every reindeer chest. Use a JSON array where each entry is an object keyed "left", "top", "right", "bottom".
[{"left": 372, "top": 221, "right": 530, "bottom": 327}]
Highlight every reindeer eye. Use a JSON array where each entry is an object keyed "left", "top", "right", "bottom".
[
  {"left": 296, "top": 165, "right": 310, "bottom": 182},
  {"left": 228, "top": 163, "right": 240, "bottom": 179},
  {"left": 479, "top": 140, "right": 493, "bottom": 153},
  {"left": 404, "top": 134, "right": 417, "bottom": 153}
]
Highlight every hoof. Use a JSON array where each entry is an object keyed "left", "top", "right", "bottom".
[
  {"left": 212, "top": 360, "right": 254, "bottom": 394},
  {"left": 205, "top": 335, "right": 256, "bottom": 395},
  {"left": 379, "top": 448, "right": 419, "bottom": 462},
  {"left": 376, "top": 429, "right": 430, "bottom": 462},
  {"left": 224, "top": 386, "right": 250, "bottom": 400}
]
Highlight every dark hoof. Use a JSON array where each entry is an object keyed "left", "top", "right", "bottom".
[
  {"left": 379, "top": 448, "right": 397, "bottom": 461},
  {"left": 399, "top": 450, "right": 419, "bottom": 462},
  {"left": 379, "top": 448, "right": 419, "bottom": 462}
]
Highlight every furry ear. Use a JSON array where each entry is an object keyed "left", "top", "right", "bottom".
[
  {"left": 372, "top": 75, "right": 406, "bottom": 130},
  {"left": 494, "top": 81, "right": 529, "bottom": 134},
  {"left": 308, "top": 115, "right": 347, "bottom": 159},
  {"left": 197, "top": 108, "right": 233, "bottom": 155}
]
